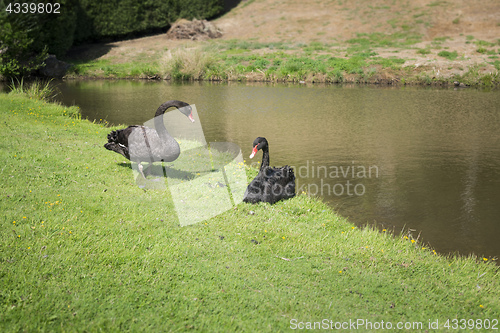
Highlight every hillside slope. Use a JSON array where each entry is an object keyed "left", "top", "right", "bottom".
[
  {"left": 216, "top": 0, "right": 500, "bottom": 43},
  {"left": 67, "top": 0, "right": 500, "bottom": 84}
]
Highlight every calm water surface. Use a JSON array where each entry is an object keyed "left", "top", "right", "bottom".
[{"left": 55, "top": 80, "right": 500, "bottom": 259}]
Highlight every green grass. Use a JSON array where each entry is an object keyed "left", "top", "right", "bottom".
[
  {"left": 217, "top": 39, "right": 295, "bottom": 51},
  {"left": 67, "top": 59, "right": 161, "bottom": 79},
  {"left": 8, "top": 78, "right": 59, "bottom": 101},
  {"left": 417, "top": 48, "right": 431, "bottom": 55},
  {"left": 427, "top": 1, "right": 447, "bottom": 7},
  {"left": 437, "top": 50, "right": 458, "bottom": 60},
  {"left": 1, "top": 93, "right": 499, "bottom": 332},
  {"left": 161, "top": 47, "right": 219, "bottom": 80},
  {"left": 61, "top": 31, "right": 500, "bottom": 86},
  {"left": 346, "top": 32, "right": 422, "bottom": 49},
  {"left": 453, "top": 65, "right": 500, "bottom": 87},
  {"left": 64, "top": 33, "right": 423, "bottom": 84},
  {"left": 157, "top": 46, "right": 408, "bottom": 83},
  {"left": 171, "top": 32, "right": 422, "bottom": 83}
]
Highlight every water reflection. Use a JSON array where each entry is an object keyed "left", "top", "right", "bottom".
[{"left": 54, "top": 80, "right": 500, "bottom": 259}]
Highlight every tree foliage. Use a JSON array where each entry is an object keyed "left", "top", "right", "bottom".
[
  {"left": 0, "top": 0, "right": 225, "bottom": 78},
  {"left": 0, "top": 1, "right": 47, "bottom": 78},
  {"left": 74, "top": 0, "right": 224, "bottom": 43}
]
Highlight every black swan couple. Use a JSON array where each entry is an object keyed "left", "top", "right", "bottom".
[{"left": 104, "top": 101, "right": 295, "bottom": 204}]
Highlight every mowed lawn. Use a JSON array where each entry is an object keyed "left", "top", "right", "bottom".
[{"left": 0, "top": 93, "right": 498, "bottom": 332}]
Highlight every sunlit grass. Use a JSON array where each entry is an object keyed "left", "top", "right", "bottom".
[
  {"left": 63, "top": 30, "right": 500, "bottom": 86},
  {"left": 67, "top": 58, "right": 161, "bottom": 78},
  {"left": 1, "top": 93, "right": 499, "bottom": 331},
  {"left": 346, "top": 32, "right": 422, "bottom": 48},
  {"left": 8, "top": 78, "right": 59, "bottom": 102},
  {"left": 438, "top": 50, "right": 458, "bottom": 60},
  {"left": 160, "top": 46, "right": 219, "bottom": 80}
]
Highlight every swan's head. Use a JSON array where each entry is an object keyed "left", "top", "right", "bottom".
[
  {"left": 249, "top": 137, "right": 268, "bottom": 158},
  {"left": 177, "top": 102, "right": 195, "bottom": 123}
]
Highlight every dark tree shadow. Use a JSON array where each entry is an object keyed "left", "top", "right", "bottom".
[
  {"left": 224, "top": 0, "right": 245, "bottom": 12},
  {"left": 64, "top": 43, "right": 115, "bottom": 62}
]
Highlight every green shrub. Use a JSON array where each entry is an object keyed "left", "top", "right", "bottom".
[
  {"left": 0, "top": 0, "right": 225, "bottom": 78},
  {"left": 35, "top": 0, "right": 78, "bottom": 57},
  {"left": 74, "top": 0, "right": 224, "bottom": 43},
  {"left": 0, "top": 7, "right": 48, "bottom": 78}
]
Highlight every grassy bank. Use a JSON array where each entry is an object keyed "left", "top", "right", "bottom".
[
  {"left": 1, "top": 93, "right": 499, "bottom": 332},
  {"left": 65, "top": 35, "right": 500, "bottom": 87}
]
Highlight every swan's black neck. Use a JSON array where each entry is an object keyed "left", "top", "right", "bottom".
[
  {"left": 153, "top": 100, "right": 182, "bottom": 137},
  {"left": 260, "top": 146, "right": 270, "bottom": 171},
  {"left": 154, "top": 100, "right": 184, "bottom": 118}
]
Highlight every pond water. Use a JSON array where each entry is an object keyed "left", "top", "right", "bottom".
[{"left": 54, "top": 80, "right": 500, "bottom": 259}]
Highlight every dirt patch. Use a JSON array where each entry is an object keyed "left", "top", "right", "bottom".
[{"left": 215, "top": 0, "right": 500, "bottom": 43}]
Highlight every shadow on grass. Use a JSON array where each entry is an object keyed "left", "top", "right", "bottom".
[{"left": 116, "top": 162, "right": 197, "bottom": 180}]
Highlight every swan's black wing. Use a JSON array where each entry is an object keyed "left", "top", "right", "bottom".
[
  {"left": 278, "top": 166, "right": 296, "bottom": 200},
  {"left": 263, "top": 166, "right": 295, "bottom": 204},
  {"left": 104, "top": 126, "right": 138, "bottom": 160},
  {"left": 243, "top": 172, "right": 266, "bottom": 204},
  {"left": 243, "top": 166, "right": 295, "bottom": 204}
]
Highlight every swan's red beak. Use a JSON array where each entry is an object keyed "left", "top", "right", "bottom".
[
  {"left": 249, "top": 145, "right": 258, "bottom": 158},
  {"left": 188, "top": 112, "right": 195, "bottom": 123}
]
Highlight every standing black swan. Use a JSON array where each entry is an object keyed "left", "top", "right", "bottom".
[
  {"left": 243, "top": 137, "right": 295, "bottom": 204},
  {"left": 104, "top": 100, "right": 194, "bottom": 178}
]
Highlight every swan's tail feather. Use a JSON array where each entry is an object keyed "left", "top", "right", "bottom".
[
  {"left": 104, "top": 127, "right": 136, "bottom": 160},
  {"left": 107, "top": 130, "right": 119, "bottom": 143},
  {"left": 104, "top": 142, "right": 130, "bottom": 159},
  {"left": 106, "top": 126, "right": 136, "bottom": 144}
]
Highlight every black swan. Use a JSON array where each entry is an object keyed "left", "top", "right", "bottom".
[
  {"left": 243, "top": 137, "right": 296, "bottom": 204},
  {"left": 104, "top": 100, "right": 194, "bottom": 178}
]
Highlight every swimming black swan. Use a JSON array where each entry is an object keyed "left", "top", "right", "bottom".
[
  {"left": 104, "top": 100, "right": 194, "bottom": 178},
  {"left": 243, "top": 137, "right": 296, "bottom": 204}
]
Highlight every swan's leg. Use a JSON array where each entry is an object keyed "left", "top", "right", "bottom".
[
  {"left": 138, "top": 162, "right": 147, "bottom": 179},
  {"left": 161, "top": 162, "right": 167, "bottom": 178},
  {"left": 142, "top": 162, "right": 154, "bottom": 177}
]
